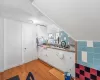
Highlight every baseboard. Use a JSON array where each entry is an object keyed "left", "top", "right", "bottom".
[
  {"left": 4, "top": 63, "right": 22, "bottom": 71},
  {"left": 4, "top": 59, "right": 38, "bottom": 72}
]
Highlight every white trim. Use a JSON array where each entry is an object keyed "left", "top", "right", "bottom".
[
  {"left": 3, "top": 18, "right": 4, "bottom": 72},
  {"left": 4, "top": 18, "right": 6, "bottom": 71},
  {"left": 0, "top": 18, "right": 4, "bottom": 72},
  {"left": 21, "top": 23, "right": 24, "bottom": 64},
  {"left": 3, "top": 63, "right": 23, "bottom": 71}
]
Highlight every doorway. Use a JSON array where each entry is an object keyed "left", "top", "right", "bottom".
[{"left": 22, "top": 23, "right": 37, "bottom": 64}]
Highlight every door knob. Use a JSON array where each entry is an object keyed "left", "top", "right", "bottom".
[{"left": 24, "top": 48, "right": 27, "bottom": 50}]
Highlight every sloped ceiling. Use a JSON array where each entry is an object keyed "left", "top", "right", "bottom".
[
  {"left": 0, "top": 0, "right": 53, "bottom": 25},
  {"left": 34, "top": 0, "right": 100, "bottom": 41},
  {"left": 0, "top": 0, "right": 100, "bottom": 40}
]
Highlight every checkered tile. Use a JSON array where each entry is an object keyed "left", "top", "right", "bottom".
[{"left": 75, "top": 63, "right": 100, "bottom": 80}]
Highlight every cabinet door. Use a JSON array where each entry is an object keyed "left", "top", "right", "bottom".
[
  {"left": 38, "top": 48, "right": 75, "bottom": 77},
  {"left": 47, "top": 49, "right": 75, "bottom": 72},
  {"left": 44, "top": 48, "right": 54, "bottom": 65},
  {"left": 64, "top": 51, "right": 75, "bottom": 77},
  {"left": 46, "top": 49, "right": 65, "bottom": 71},
  {"left": 38, "top": 48, "right": 48, "bottom": 63}
]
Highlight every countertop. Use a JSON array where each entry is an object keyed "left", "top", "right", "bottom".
[{"left": 39, "top": 45, "right": 75, "bottom": 53}]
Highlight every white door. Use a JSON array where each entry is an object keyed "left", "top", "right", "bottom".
[
  {"left": 4, "top": 19, "right": 22, "bottom": 70},
  {"left": 38, "top": 47, "right": 48, "bottom": 63},
  {"left": 22, "top": 23, "right": 37, "bottom": 64}
]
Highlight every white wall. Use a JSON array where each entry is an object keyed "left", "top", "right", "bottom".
[
  {"left": 0, "top": 17, "right": 38, "bottom": 72},
  {"left": 37, "top": 25, "right": 48, "bottom": 38},
  {"left": 0, "top": 17, "right": 4, "bottom": 72},
  {"left": 37, "top": 24, "right": 61, "bottom": 38},
  {"left": 34, "top": 0, "right": 100, "bottom": 41},
  {"left": 47, "top": 24, "right": 60, "bottom": 33},
  {"left": 4, "top": 19, "right": 22, "bottom": 70}
]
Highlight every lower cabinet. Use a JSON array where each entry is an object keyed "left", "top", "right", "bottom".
[
  {"left": 38, "top": 48, "right": 49, "bottom": 63},
  {"left": 38, "top": 47, "right": 75, "bottom": 77}
]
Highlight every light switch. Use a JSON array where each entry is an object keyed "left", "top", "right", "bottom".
[
  {"left": 82, "top": 51, "right": 87, "bottom": 63},
  {"left": 87, "top": 41, "right": 93, "bottom": 47}
]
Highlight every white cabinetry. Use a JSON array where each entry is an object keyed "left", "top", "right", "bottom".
[
  {"left": 38, "top": 47, "right": 75, "bottom": 77},
  {"left": 38, "top": 48, "right": 49, "bottom": 63}
]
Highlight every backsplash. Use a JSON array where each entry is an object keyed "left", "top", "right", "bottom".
[
  {"left": 76, "top": 41, "right": 100, "bottom": 80},
  {"left": 59, "top": 31, "right": 69, "bottom": 45},
  {"left": 47, "top": 31, "right": 69, "bottom": 45}
]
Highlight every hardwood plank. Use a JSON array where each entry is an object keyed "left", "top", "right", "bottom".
[
  {"left": 49, "top": 68, "right": 64, "bottom": 80},
  {"left": 0, "top": 72, "right": 3, "bottom": 80},
  {"left": 0, "top": 60, "right": 60, "bottom": 80}
]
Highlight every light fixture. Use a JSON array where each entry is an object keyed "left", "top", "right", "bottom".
[{"left": 33, "top": 19, "right": 39, "bottom": 24}]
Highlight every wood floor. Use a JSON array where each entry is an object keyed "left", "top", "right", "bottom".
[{"left": 0, "top": 60, "right": 62, "bottom": 80}]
